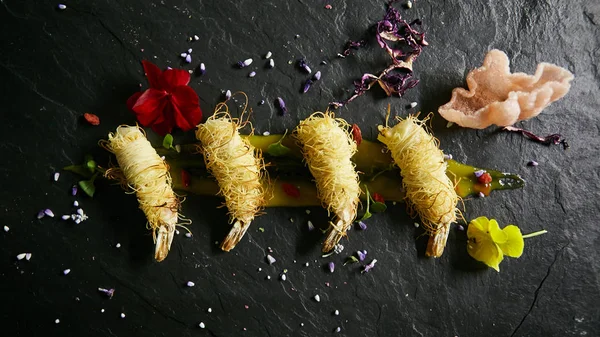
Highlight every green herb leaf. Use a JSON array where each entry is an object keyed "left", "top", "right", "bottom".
[
  {"left": 267, "top": 130, "right": 291, "bottom": 156},
  {"left": 371, "top": 202, "right": 387, "bottom": 213},
  {"left": 258, "top": 227, "right": 265, "bottom": 232},
  {"left": 78, "top": 179, "right": 96, "bottom": 197},
  {"left": 163, "top": 134, "right": 174, "bottom": 150},
  {"left": 63, "top": 165, "right": 93, "bottom": 178},
  {"left": 358, "top": 184, "right": 372, "bottom": 221},
  {"left": 343, "top": 256, "right": 359, "bottom": 266}
]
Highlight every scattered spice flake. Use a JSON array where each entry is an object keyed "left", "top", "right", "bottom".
[
  {"left": 372, "top": 192, "right": 385, "bottom": 203},
  {"left": 199, "top": 322, "right": 206, "bottom": 328},
  {"left": 181, "top": 169, "right": 191, "bottom": 187},
  {"left": 83, "top": 113, "right": 100, "bottom": 126},
  {"left": 351, "top": 124, "right": 362, "bottom": 146},
  {"left": 477, "top": 172, "right": 492, "bottom": 184},
  {"left": 362, "top": 259, "right": 377, "bottom": 273},
  {"left": 281, "top": 183, "right": 300, "bottom": 198},
  {"left": 503, "top": 126, "right": 569, "bottom": 149}
]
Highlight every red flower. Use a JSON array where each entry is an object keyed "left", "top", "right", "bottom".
[{"left": 126, "top": 61, "right": 202, "bottom": 136}]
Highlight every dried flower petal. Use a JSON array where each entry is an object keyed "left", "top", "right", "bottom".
[
  {"left": 328, "top": 261, "right": 335, "bottom": 273},
  {"left": 503, "top": 126, "right": 569, "bottom": 149},
  {"left": 313, "top": 71, "right": 322, "bottom": 81},
  {"left": 266, "top": 254, "right": 276, "bottom": 265},
  {"left": 341, "top": 40, "right": 366, "bottom": 57},
  {"left": 298, "top": 58, "right": 312, "bottom": 73},
  {"left": 357, "top": 221, "right": 367, "bottom": 230},
  {"left": 362, "top": 259, "right": 377, "bottom": 273}
]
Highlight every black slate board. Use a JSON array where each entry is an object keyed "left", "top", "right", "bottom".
[{"left": 1, "top": 1, "right": 599, "bottom": 336}]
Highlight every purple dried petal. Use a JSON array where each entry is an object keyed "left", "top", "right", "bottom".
[
  {"left": 328, "top": 261, "right": 335, "bottom": 273},
  {"left": 312, "top": 71, "right": 322, "bottom": 81},
  {"left": 57, "top": 4, "right": 67, "bottom": 10},
  {"left": 37, "top": 210, "right": 45, "bottom": 219},
  {"left": 357, "top": 221, "right": 367, "bottom": 230},
  {"left": 98, "top": 287, "right": 115, "bottom": 298},
  {"left": 71, "top": 185, "right": 78, "bottom": 196},
  {"left": 302, "top": 79, "right": 313, "bottom": 93},
  {"left": 457, "top": 224, "right": 465, "bottom": 231},
  {"left": 185, "top": 54, "right": 192, "bottom": 63},
  {"left": 528, "top": 160, "right": 539, "bottom": 167},
  {"left": 357, "top": 250, "right": 367, "bottom": 261},
  {"left": 297, "top": 58, "right": 312, "bottom": 74},
  {"left": 341, "top": 40, "right": 366, "bottom": 56},
  {"left": 276, "top": 97, "right": 287, "bottom": 115},
  {"left": 248, "top": 71, "right": 257, "bottom": 78},
  {"left": 198, "top": 63, "right": 206, "bottom": 75},
  {"left": 503, "top": 126, "right": 568, "bottom": 149},
  {"left": 362, "top": 259, "right": 377, "bottom": 273},
  {"left": 225, "top": 90, "right": 232, "bottom": 100},
  {"left": 266, "top": 254, "right": 276, "bottom": 264},
  {"left": 44, "top": 209, "right": 55, "bottom": 217},
  {"left": 307, "top": 220, "right": 315, "bottom": 231}
]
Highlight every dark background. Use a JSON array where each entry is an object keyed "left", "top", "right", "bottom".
[{"left": 1, "top": 1, "right": 599, "bottom": 336}]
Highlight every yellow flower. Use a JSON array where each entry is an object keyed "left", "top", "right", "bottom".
[{"left": 466, "top": 216, "right": 524, "bottom": 272}]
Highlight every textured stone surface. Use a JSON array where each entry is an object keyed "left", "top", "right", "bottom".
[{"left": 1, "top": 0, "right": 599, "bottom": 336}]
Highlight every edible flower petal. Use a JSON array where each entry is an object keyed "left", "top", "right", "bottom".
[{"left": 127, "top": 61, "right": 202, "bottom": 136}]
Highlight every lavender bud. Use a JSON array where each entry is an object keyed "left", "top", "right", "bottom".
[
  {"left": 474, "top": 170, "right": 485, "bottom": 178},
  {"left": 528, "top": 160, "right": 539, "bottom": 167},
  {"left": 248, "top": 71, "right": 256, "bottom": 78},
  {"left": 328, "top": 261, "right": 335, "bottom": 273},
  {"left": 225, "top": 90, "right": 232, "bottom": 100},
  {"left": 185, "top": 54, "right": 192, "bottom": 63},
  {"left": 238, "top": 58, "right": 253, "bottom": 68},
  {"left": 302, "top": 79, "right": 313, "bottom": 93},
  {"left": 198, "top": 63, "right": 206, "bottom": 75},
  {"left": 71, "top": 185, "right": 78, "bottom": 196},
  {"left": 180, "top": 52, "right": 188, "bottom": 58},
  {"left": 276, "top": 97, "right": 287, "bottom": 115},
  {"left": 357, "top": 221, "right": 367, "bottom": 230},
  {"left": 357, "top": 250, "right": 367, "bottom": 261},
  {"left": 362, "top": 259, "right": 377, "bottom": 273},
  {"left": 44, "top": 209, "right": 55, "bottom": 217},
  {"left": 312, "top": 71, "right": 322, "bottom": 81},
  {"left": 307, "top": 220, "right": 315, "bottom": 231},
  {"left": 37, "top": 210, "right": 46, "bottom": 219},
  {"left": 57, "top": 4, "right": 67, "bottom": 10}
]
